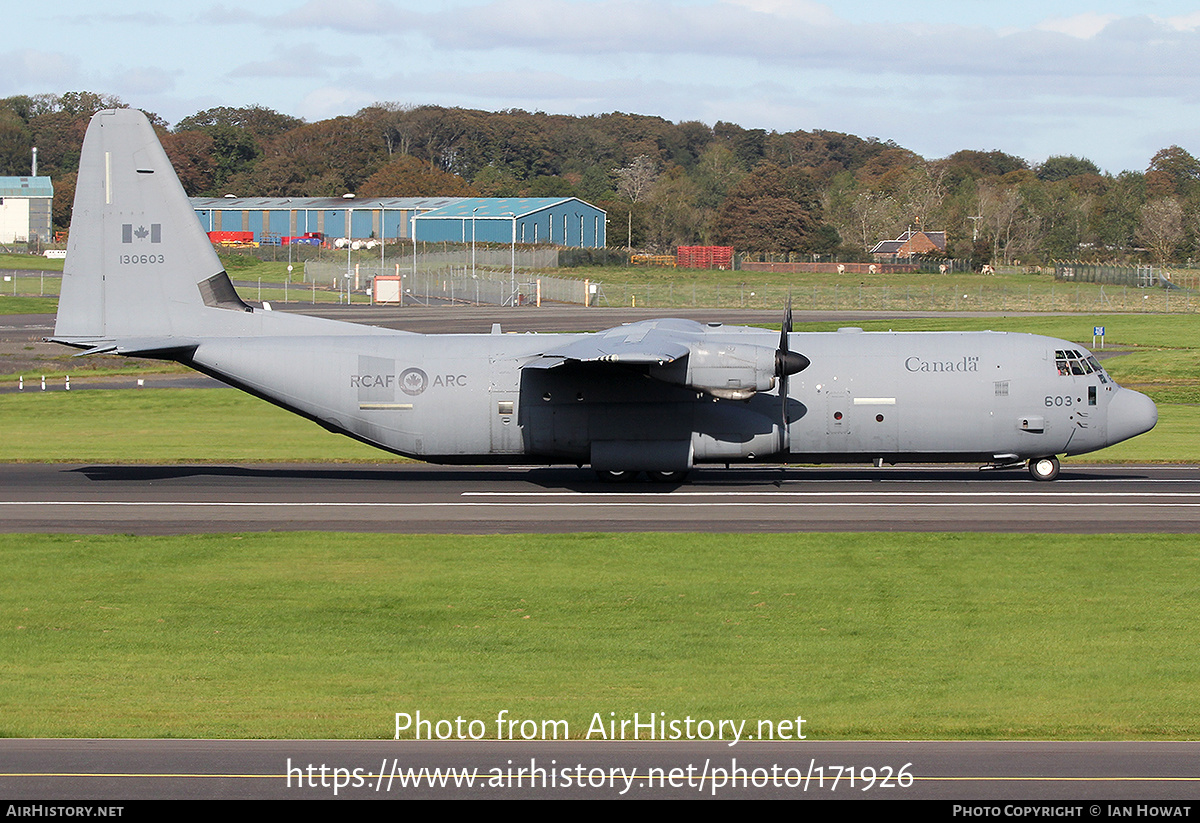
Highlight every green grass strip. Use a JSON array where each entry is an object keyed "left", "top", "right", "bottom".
[
  {"left": 2, "top": 532, "right": 1199, "bottom": 740},
  {"left": 0, "top": 295, "right": 57, "bottom": 314},
  {"left": 0, "top": 388, "right": 402, "bottom": 463}
]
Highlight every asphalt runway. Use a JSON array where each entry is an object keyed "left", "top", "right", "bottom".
[
  {"left": 3, "top": 739, "right": 1200, "bottom": 800},
  {"left": 2, "top": 463, "right": 1198, "bottom": 534}
]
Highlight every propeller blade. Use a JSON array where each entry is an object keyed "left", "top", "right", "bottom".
[
  {"left": 776, "top": 295, "right": 805, "bottom": 441},
  {"left": 775, "top": 295, "right": 807, "bottom": 378},
  {"left": 778, "top": 294, "right": 792, "bottom": 353}
]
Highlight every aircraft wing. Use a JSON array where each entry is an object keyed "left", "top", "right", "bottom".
[
  {"left": 525, "top": 318, "right": 808, "bottom": 401},
  {"left": 526, "top": 319, "right": 695, "bottom": 369}
]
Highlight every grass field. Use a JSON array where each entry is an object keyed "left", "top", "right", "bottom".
[
  {"left": 3, "top": 531, "right": 1198, "bottom": 740},
  {"left": 0, "top": 253, "right": 63, "bottom": 272},
  {"left": 0, "top": 295, "right": 56, "bottom": 314},
  {"left": 5, "top": 248, "right": 1200, "bottom": 314},
  {"left": 0, "top": 388, "right": 403, "bottom": 463}
]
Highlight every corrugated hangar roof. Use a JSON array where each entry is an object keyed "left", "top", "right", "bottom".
[
  {"left": 189, "top": 196, "right": 469, "bottom": 210},
  {"left": 0, "top": 176, "right": 53, "bottom": 198},
  {"left": 416, "top": 197, "right": 604, "bottom": 219}
]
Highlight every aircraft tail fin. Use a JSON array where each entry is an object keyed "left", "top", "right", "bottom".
[{"left": 52, "top": 108, "right": 249, "bottom": 347}]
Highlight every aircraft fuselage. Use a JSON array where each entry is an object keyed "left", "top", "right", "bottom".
[{"left": 186, "top": 323, "right": 1154, "bottom": 471}]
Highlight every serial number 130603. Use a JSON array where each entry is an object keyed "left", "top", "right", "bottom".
[{"left": 119, "top": 254, "right": 165, "bottom": 264}]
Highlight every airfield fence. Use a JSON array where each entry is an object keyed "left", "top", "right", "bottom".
[
  {"left": 285, "top": 267, "right": 1200, "bottom": 313},
  {"left": 1053, "top": 260, "right": 1200, "bottom": 292},
  {"left": 303, "top": 261, "right": 591, "bottom": 306},
  {"left": 580, "top": 280, "right": 1200, "bottom": 313},
  {"left": 4, "top": 266, "right": 1199, "bottom": 314},
  {"left": 1054, "top": 261, "right": 1162, "bottom": 287}
]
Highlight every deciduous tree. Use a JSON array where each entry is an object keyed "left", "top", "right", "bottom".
[
  {"left": 613, "top": 155, "right": 658, "bottom": 202},
  {"left": 358, "top": 155, "right": 478, "bottom": 197},
  {"left": 1137, "top": 196, "right": 1185, "bottom": 266},
  {"left": 712, "top": 163, "right": 827, "bottom": 253}
]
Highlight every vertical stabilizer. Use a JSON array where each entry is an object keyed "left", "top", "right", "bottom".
[{"left": 54, "top": 108, "right": 247, "bottom": 345}]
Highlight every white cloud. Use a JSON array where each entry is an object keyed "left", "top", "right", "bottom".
[
  {"left": 1035, "top": 12, "right": 1119, "bottom": 39},
  {"left": 1160, "top": 11, "right": 1200, "bottom": 31},
  {"left": 720, "top": 0, "right": 837, "bottom": 25},
  {"left": 109, "top": 66, "right": 178, "bottom": 96},
  {"left": 270, "top": 0, "right": 406, "bottom": 31},
  {"left": 0, "top": 50, "right": 80, "bottom": 89},
  {"left": 228, "top": 44, "right": 360, "bottom": 79},
  {"left": 296, "top": 86, "right": 376, "bottom": 120}
]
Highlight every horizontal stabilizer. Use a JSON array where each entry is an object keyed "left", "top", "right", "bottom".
[{"left": 50, "top": 336, "right": 200, "bottom": 360}]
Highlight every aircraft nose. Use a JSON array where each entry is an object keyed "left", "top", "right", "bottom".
[{"left": 1108, "top": 388, "right": 1157, "bottom": 446}]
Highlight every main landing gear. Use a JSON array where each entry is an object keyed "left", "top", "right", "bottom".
[
  {"left": 595, "top": 470, "right": 690, "bottom": 483},
  {"left": 1028, "top": 455, "right": 1060, "bottom": 481}
]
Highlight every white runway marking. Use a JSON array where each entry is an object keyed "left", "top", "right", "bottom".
[
  {"left": 463, "top": 490, "right": 1200, "bottom": 498},
  {"left": 3, "top": 500, "right": 1200, "bottom": 509}
]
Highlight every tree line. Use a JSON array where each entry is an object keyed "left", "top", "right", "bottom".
[{"left": 3, "top": 91, "right": 1198, "bottom": 267}]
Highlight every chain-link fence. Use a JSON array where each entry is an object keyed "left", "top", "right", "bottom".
[
  {"left": 303, "top": 260, "right": 593, "bottom": 306},
  {"left": 585, "top": 281, "right": 1200, "bottom": 313},
  {"left": 8, "top": 258, "right": 1198, "bottom": 314},
  {"left": 1054, "top": 261, "right": 1165, "bottom": 288},
  {"left": 741, "top": 257, "right": 973, "bottom": 274}
]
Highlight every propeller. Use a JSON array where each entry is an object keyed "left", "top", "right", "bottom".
[{"left": 775, "top": 295, "right": 809, "bottom": 450}]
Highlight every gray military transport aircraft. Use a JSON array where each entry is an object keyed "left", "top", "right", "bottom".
[{"left": 50, "top": 109, "right": 1158, "bottom": 482}]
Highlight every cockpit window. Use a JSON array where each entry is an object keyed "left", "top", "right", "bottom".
[
  {"left": 1055, "top": 349, "right": 1107, "bottom": 382},
  {"left": 1087, "top": 356, "right": 1109, "bottom": 384}
]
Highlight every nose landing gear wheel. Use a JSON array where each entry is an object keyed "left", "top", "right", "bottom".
[{"left": 1029, "top": 456, "right": 1060, "bottom": 481}]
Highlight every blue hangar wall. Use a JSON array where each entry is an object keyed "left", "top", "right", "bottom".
[
  {"left": 190, "top": 196, "right": 464, "bottom": 243},
  {"left": 190, "top": 196, "right": 606, "bottom": 248},
  {"left": 412, "top": 198, "right": 606, "bottom": 247}
]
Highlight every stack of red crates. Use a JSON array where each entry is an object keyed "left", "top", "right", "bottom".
[
  {"left": 676, "top": 246, "right": 733, "bottom": 269},
  {"left": 207, "top": 230, "right": 255, "bottom": 244}
]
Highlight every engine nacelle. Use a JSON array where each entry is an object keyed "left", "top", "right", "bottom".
[{"left": 649, "top": 343, "right": 779, "bottom": 400}]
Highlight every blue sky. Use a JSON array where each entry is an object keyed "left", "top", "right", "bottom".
[{"left": 5, "top": 0, "right": 1200, "bottom": 174}]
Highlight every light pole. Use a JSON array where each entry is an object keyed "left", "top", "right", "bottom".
[
  {"left": 346, "top": 206, "right": 353, "bottom": 303},
  {"left": 471, "top": 206, "right": 481, "bottom": 280},
  {"left": 410, "top": 213, "right": 418, "bottom": 308},
  {"left": 501, "top": 212, "right": 516, "bottom": 306}
]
